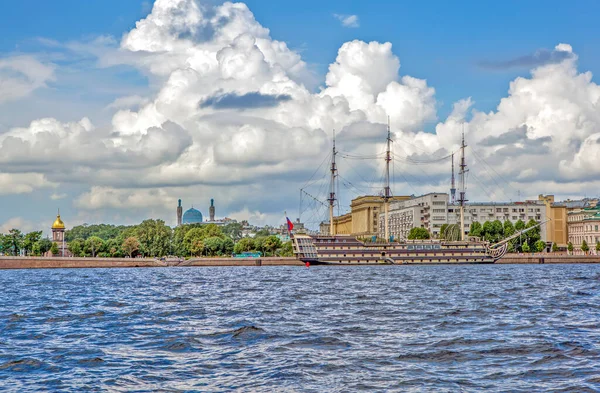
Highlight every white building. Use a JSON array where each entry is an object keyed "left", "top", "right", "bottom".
[
  {"left": 379, "top": 193, "right": 448, "bottom": 240},
  {"left": 380, "top": 193, "right": 548, "bottom": 241}
]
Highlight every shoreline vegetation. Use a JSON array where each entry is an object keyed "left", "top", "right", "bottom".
[{"left": 0, "top": 220, "right": 293, "bottom": 259}]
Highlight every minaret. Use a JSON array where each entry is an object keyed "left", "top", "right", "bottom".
[
  {"left": 384, "top": 117, "right": 392, "bottom": 242},
  {"left": 177, "top": 199, "right": 183, "bottom": 226},
  {"left": 327, "top": 130, "right": 337, "bottom": 236},
  {"left": 458, "top": 126, "right": 469, "bottom": 241},
  {"left": 209, "top": 199, "right": 215, "bottom": 222}
]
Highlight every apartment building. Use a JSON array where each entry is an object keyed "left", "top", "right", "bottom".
[{"left": 380, "top": 193, "right": 548, "bottom": 241}]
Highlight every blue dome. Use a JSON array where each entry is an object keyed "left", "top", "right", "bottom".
[{"left": 182, "top": 208, "right": 203, "bottom": 224}]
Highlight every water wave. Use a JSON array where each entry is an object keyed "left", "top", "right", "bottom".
[{"left": 0, "top": 265, "right": 599, "bottom": 392}]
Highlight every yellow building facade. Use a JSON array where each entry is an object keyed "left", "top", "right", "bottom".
[
  {"left": 324, "top": 195, "right": 412, "bottom": 237},
  {"left": 538, "top": 195, "right": 568, "bottom": 247}
]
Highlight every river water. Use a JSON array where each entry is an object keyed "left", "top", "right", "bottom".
[{"left": 1, "top": 265, "right": 599, "bottom": 392}]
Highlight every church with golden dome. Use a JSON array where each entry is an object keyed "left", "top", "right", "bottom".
[{"left": 48, "top": 210, "right": 70, "bottom": 257}]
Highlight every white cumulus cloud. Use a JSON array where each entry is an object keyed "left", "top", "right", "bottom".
[{"left": 2, "top": 0, "right": 600, "bottom": 228}]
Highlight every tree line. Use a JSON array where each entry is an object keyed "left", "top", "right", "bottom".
[
  {"left": 407, "top": 219, "right": 545, "bottom": 252},
  {"left": 0, "top": 220, "right": 293, "bottom": 258}
]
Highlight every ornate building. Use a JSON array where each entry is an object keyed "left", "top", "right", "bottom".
[
  {"left": 48, "top": 211, "right": 70, "bottom": 257},
  {"left": 182, "top": 207, "right": 203, "bottom": 224},
  {"left": 568, "top": 207, "right": 600, "bottom": 253},
  {"left": 177, "top": 199, "right": 235, "bottom": 226}
]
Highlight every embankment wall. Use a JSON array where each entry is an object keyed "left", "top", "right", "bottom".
[{"left": 0, "top": 256, "right": 302, "bottom": 269}]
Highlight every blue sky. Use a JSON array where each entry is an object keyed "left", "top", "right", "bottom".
[
  {"left": 3, "top": 0, "right": 599, "bottom": 121},
  {"left": 1, "top": 0, "right": 600, "bottom": 231}
]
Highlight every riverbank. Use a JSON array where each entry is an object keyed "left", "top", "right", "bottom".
[
  {"left": 498, "top": 254, "right": 600, "bottom": 264},
  {"left": 1, "top": 255, "right": 600, "bottom": 269},
  {"left": 0, "top": 256, "right": 303, "bottom": 269}
]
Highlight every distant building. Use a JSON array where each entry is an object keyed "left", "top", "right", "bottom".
[
  {"left": 278, "top": 218, "right": 306, "bottom": 235},
  {"left": 379, "top": 193, "right": 448, "bottom": 239},
  {"left": 321, "top": 195, "right": 412, "bottom": 237},
  {"left": 567, "top": 206, "right": 600, "bottom": 253},
  {"left": 182, "top": 207, "right": 203, "bottom": 224},
  {"left": 47, "top": 211, "right": 70, "bottom": 257},
  {"left": 379, "top": 193, "right": 548, "bottom": 241},
  {"left": 538, "top": 195, "right": 567, "bottom": 247},
  {"left": 177, "top": 198, "right": 235, "bottom": 226}
]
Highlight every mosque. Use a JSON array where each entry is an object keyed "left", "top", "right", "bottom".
[{"left": 177, "top": 198, "right": 230, "bottom": 226}]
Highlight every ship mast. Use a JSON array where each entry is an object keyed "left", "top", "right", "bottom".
[
  {"left": 450, "top": 153, "right": 456, "bottom": 204},
  {"left": 384, "top": 117, "right": 392, "bottom": 242},
  {"left": 458, "top": 126, "right": 469, "bottom": 241},
  {"left": 327, "top": 130, "right": 337, "bottom": 236}
]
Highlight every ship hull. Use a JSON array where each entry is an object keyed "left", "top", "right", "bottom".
[
  {"left": 301, "top": 258, "right": 495, "bottom": 266},
  {"left": 293, "top": 234, "right": 505, "bottom": 265}
]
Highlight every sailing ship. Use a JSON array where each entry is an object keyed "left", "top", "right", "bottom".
[{"left": 291, "top": 123, "right": 541, "bottom": 265}]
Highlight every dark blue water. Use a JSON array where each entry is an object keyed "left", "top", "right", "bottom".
[{"left": 1, "top": 265, "right": 600, "bottom": 392}]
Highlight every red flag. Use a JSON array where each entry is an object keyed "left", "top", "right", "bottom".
[{"left": 286, "top": 217, "right": 294, "bottom": 231}]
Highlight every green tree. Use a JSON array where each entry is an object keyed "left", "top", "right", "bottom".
[
  {"left": 234, "top": 238, "right": 255, "bottom": 254},
  {"left": 439, "top": 224, "right": 449, "bottom": 239},
  {"left": 4, "top": 229, "right": 24, "bottom": 256},
  {"left": 85, "top": 236, "right": 105, "bottom": 257},
  {"left": 32, "top": 242, "right": 41, "bottom": 256},
  {"left": 515, "top": 219, "right": 526, "bottom": 231},
  {"left": 277, "top": 241, "right": 294, "bottom": 257},
  {"left": 469, "top": 222, "right": 482, "bottom": 237},
  {"left": 522, "top": 242, "right": 530, "bottom": 253},
  {"left": 581, "top": 239, "right": 589, "bottom": 254},
  {"left": 263, "top": 235, "right": 282, "bottom": 256},
  {"left": 189, "top": 239, "right": 204, "bottom": 256},
  {"left": 503, "top": 220, "right": 515, "bottom": 237},
  {"left": 171, "top": 225, "right": 191, "bottom": 256},
  {"left": 135, "top": 219, "right": 171, "bottom": 257},
  {"left": 535, "top": 240, "right": 546, "bottom": 253},
  {"left": 65, "top": 224, "right": 130, "bottom": 242},
  {"left": 567, "top": 242, "right": 574, "bottom": 254},
  {"left": 23, "top": 231, "right": 42, "bottom": 255},
  {"left": 552, "top": 242, "right": 559, "bottom": 253},
  {"left": 37, "top": 239, "right": 53, "bottom": 255},
  {"left": 184, "top": 228, "right": 205, "bottom": 256},
  {"left": 122, "top": 237, "right": 140, "bottom": 258},
  {"left": 221, "top": 237, "right": 234, "bottom": 255},
  {"left": 443, "top": 224, "right": 461, "bottom": 241},
  {"left": 596, "top": 241, "right": 600, "bottom": 253},
  {"left": 408, "top": 227, "right": 431, "bottom": 240},
  {"left": 50, "top": 242, "right": 59, "bottom": 256},
  {"left": 525, "top": 219, "right": 541, "bottom": 247},
  {"left": 253, "top": 236, "right": 267, "bottom": 254},
  {"left": 68, "top": 239, "right": 84, "bottom": 257},
  {"left": 105, "top": 238, "right": 121, "bottom": 257},
  {"left": 201, "top": 224, "right": 225, "bottom": 240},
  {"left": 222, "top": 222, "right": 243, "bottom": 241},
  {"left": 482, "top": 221, "right": 494, "bottom": 242},
  {"left": 204, "top": 236, "right": 224, "bottom": 256},
  {"left": 491, "top": 220, "right": 504, "bottom": 242}
]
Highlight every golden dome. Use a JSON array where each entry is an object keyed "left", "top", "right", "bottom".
[{"left": 52, "top": 214, "right": 65, "bottom": 230}]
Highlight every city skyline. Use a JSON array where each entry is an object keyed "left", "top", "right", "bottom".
[{"left": 1, "top": 0, "right": 600, "bottom": 233}]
